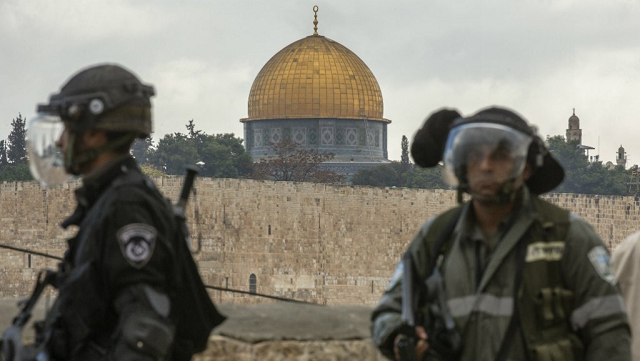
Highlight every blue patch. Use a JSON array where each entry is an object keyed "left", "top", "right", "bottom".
[{"left": 588, "top": 246, "right": 616, "bottom": 285}]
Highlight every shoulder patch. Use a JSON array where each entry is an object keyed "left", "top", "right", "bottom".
[
  {"left": 117, "top": 223, "right": 157, "bottom": 269},
  {"left": 588, "top": 246, "right": 616, "bottom": 285}
]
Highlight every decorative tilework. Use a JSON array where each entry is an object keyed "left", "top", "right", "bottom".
[
  {"left": 335, "top": 128, "right": 345, "bottom": 145},
  {"left": 283, "top": 127, "right": 291, "bottom": 141},
  {"left": 271, "top": 128, "right": 282, "bottom": 143},
  {"left": 321, "top": 127, "right": 334, "bottom": 146},
  {"left": 346, "top": 128, "right": 357, "bottom": 146},
  {"left": 264, "top": 129, "right": 270, "bottom": 144},
  {"left": 308, "top": 128, "right": 318, "bottom": 145},
  {"left": 254, "top": 129, "right": 264, "bottom": 147},
  {"left": 367, "top": 129, "right": 375, "bottom": 147},
  {"left": 293, "top": 128, "right": 307, "bottom": 144}
]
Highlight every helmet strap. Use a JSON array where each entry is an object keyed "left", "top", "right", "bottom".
[{"left": 65, "top": 132, "right": 136, "bottom": 174}]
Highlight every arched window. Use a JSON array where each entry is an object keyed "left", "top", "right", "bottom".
[{"left": 249, "top": 274, "right": 257, "bottom": 294}]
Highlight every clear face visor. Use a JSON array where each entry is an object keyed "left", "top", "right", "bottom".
[
  {"left": 26, "top": 113, "right": 71, "bottom": 187},
  {"left": 442, "top": 122, "right": 532, "bottom": 187}
]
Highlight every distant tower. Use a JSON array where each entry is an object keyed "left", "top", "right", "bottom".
[
  {"left": 566, "top": 108, "right": 582, "bottom": 144},
  {"left": 617, "top": 145, "right": 627, "bottom": 168}
]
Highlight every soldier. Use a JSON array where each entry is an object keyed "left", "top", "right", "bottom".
[
  {"left": 19, "top": 64, "right": 224, "bottom": 361},
  {"left": 371, "top": 107, "right": 630, "bottom": 361}
]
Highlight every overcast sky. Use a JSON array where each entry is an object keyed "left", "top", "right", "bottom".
[{"left": 2, "top": 0, "right": 639, "bottom": 166}]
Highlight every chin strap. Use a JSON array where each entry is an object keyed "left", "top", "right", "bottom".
[
  {"left": 459, "top": 177, "right": 523, "bottom": 205},
  {"left": 64, "top": 132, "right": 137, "bottom": 174}
]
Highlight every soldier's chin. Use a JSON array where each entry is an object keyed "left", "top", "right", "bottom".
[{"left": 469, "top": 188, "right": 502, "bottom": 204}]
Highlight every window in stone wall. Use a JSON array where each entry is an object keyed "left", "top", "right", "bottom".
[
  {"left": 249, "top": 274, "right": 257, "bottom": 294},
  {"left": 27, "top": 254, "right": 31, "bottom": 268},
  {"left": 268, "top": 225, "right": 271, "bottom": 235}
]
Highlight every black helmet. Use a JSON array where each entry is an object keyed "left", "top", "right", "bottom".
[
  {"left": 411, "top": 106, "right": 564, "bottom": 194},
  {"left": 37, "top": 64, "right": 155, "bottom": 138}
]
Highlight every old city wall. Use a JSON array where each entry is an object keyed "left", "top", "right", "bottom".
[{"left": 1, "top": 178, "right": 639, "bottom": 305}]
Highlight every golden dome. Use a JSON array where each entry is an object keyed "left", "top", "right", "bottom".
[{"left": 243, "top": 34, "right": 387, "bottom": 122}]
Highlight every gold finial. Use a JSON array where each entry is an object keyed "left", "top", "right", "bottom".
[{"left": 313, "top": 5, "right": 319, "bottom": 35}]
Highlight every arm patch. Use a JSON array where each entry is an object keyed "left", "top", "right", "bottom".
[{"left": 117, "top": 223, "right": 157, "bottom": 269}]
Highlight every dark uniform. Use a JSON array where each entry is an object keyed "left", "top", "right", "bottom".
[
  {"left": 10, "top": 64, "right": 224, "bottom": 361},
  {"left": 48, "top": 155, "right": 177, "bottom": 360},
  {"left": 371, "top": 107, "right": 631, "bottom": 361}
]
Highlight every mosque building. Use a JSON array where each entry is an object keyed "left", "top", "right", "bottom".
[
  {"left": 566, "top": 109, "right": 629, "bottom": 169},
  {"left": 240, "top": 6, "right": 391, "bottom": 176}
]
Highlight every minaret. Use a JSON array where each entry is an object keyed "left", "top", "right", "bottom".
[
  {"left": 617, "top": 145, "right": 627, "bottom": 168},
  {"left": 566, "top": 108, "right": 582, "bottom": 144}
]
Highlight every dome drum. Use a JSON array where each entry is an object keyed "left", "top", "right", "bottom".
[{"left": 244, "top": 118, "right": 388, "bottom": 162}]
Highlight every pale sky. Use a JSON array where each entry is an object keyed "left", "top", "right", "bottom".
[{"left": 2, "top": 0, "right": 639, "bottom": 166}]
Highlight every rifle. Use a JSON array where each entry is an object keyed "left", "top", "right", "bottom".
[
  {"left": 396, "top": 252, "right": 419, "bottom": 361},
  {"left": 397, "top": 252, "right": 462, "bottom": 361},
  {"left": 1, "top": 269, "right": 56, "bottom": 361},
  {"left": 423, "top": 256, "right": 462, "bottom": 360},
  {"left": 174, "top": 165, "right": 199, "bottom": 252}
]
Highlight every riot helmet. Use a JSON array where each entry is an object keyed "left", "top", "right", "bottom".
[
  {"left": 411, "top": 106, "right": 564, "bottom": 202},
  {"left": 27, "top": 64, "right": 155, "bottom": 186}
]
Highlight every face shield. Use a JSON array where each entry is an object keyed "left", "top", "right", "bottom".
[
  {"left": 26, "top": 113, "right": 72, "bottom": 187},
  {"left": 442, "top": 122, "right": 532, "bottom": 189}
]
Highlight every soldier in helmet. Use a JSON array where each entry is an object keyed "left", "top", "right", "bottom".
[
  {"left": 20, "top": 64, "right": 224, "bottom": 361},
  {"left": 371, "top": 107, "right": 631, "bottom": 361}
]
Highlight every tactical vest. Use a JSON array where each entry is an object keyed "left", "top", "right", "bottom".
[{"left": 421, "top": 197, "right": 583, "bottom": 361}]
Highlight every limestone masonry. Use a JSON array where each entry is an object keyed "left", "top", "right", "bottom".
[{"left": 1, "top": 178, "right": 639, "bottom": 304}]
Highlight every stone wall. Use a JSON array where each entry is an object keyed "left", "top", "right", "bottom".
[{"left": 1, "top": 178, "right": 639, "bottom": 304}]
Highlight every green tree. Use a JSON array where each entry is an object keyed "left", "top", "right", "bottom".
[
  {"left": 252, "top": 139, "right": 343, "bottom": 183},
  {"left": 8, "top": 113, "right": 27, "bottom": 164},
  {"left": 0, "top": 140, "right": 7, "bottom": 170},
  {"left": 351, "top": 161, "right": 448, "bottom": 189},
  {"left": 401, "top": 135, "right": 410, "bottom": 173},
  {"left": 351, "top": 162, "right": 403, "bottom": 187},
  {"left": 0, "top": 163, "right": 32, "bottom": 182},
  {"left": 546, "top": 135, "right": 627, "bottom": 195},
  {"left": 403, "top": 166, "right": 448, "bottom": 189},
  {"left": 151, "top": 132, "right": 199, "bottom": 174},
  {"left": 150, "top": 120, "right": 253, "bottom": 178},
  {"left": 131, "top": 137, "right": 155, "bottom": 165}
]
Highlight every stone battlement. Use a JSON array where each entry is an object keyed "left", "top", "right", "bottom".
[{"left": 1, "top": 178, "right": 638, "bottom": 304}]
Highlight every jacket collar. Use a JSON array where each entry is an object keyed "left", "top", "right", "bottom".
[{"left": 61, "top": 155, "right": 139, "bottom": 228}]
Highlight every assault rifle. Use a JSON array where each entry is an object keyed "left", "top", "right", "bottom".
[
  {"left": 397, "top": 252, "right": 462, "bottom": 361},
  {"left": 1, "top": 270, "right": 56, "bottom": 361}
]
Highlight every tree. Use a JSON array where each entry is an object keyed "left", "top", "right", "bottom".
[
  {"left": 151, "top": 132, "right": 199, "bottom": 174},
  {"left": 546, "top": 135, "right": 628, "bottom": 195},
  {"left": 351, "top": 161, "right": 448, "bottom": 189},
  {"left": 351, "top": 162, "right": 403, "bottom": 187},
  {"left": 150, "top": 120, "right": 253, "bottom": 178},
  {"left": 7, "top": 113, "right": 27, "bottom": 164},
  {"left": 401, "top": 135, "right": 410, "bottom": 173},
  {"left": 0, "top": 163, "right": 32, "bottom": 182},
  {"left": 0, "top": 140, "right": 7, "bottom": 170},
  {"left": 403, "top": 165, "right": 448, "bottom": 189},
  {"left": 131, "top": 136, "right": 155, "bottom": 165},
  {"left": 252, "top": 139, "right": 344, "bottom": 183}
]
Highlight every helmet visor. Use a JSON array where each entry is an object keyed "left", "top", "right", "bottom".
[
  {"left": 26, "top": 113, "right": 71, "bottom": 187},
  {"left": 443, "top": 122, "right": 532, "bottom": 187}
]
